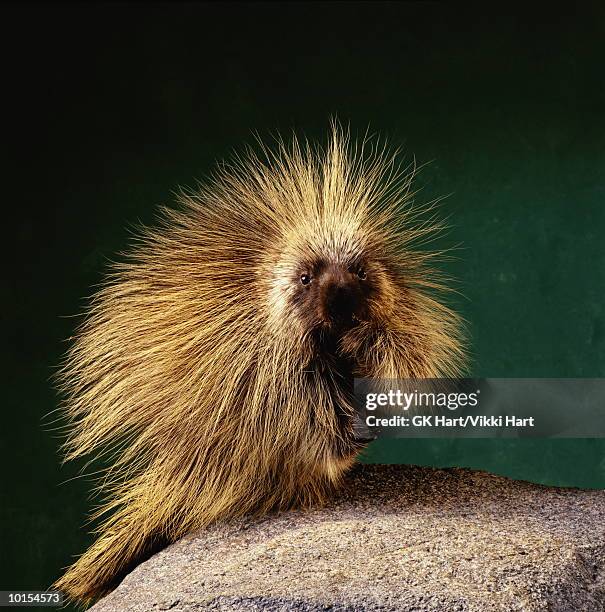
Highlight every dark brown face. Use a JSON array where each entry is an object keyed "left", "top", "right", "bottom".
[{"left": 292, "top": 259, "right": 377, "bottom": 333}]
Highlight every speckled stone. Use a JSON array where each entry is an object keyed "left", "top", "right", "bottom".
[{"left": 90, "top": 464, "right": 605, "bottom": 612}]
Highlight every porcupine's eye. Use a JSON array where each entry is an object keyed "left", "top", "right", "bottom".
[
  {"left": 300, "top": 274, "right": 312, "bottom": 286},
  {"left": 349, "top": 265, "right": 367, "bottom": 281}
]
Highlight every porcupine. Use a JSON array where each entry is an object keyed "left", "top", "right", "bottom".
[{"left": 53, "top": 124, "right": 466, "bottom": 604}]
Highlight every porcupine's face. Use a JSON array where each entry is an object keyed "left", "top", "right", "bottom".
[
  {"left": 268, "top": 227, "right": 395, "bottom": 347},
  {"left": 293, "top": 255, "right": 375, "bottom": 334},
  {"left": 274, "top": 234, "right": 396, "bottom": 347}
]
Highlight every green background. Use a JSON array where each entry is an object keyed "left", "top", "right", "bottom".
[{"left": 3, "top": 2, "right": 604, "bottom": 606}]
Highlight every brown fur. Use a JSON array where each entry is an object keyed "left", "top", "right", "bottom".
[{"left": 53, "top": 124, "right": 466, "bottom": 605}]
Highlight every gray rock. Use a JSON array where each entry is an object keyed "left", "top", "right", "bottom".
[{"left": 91, "top": 464, "right": 605, "bottom": 611}]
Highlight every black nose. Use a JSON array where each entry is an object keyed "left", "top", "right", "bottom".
[{"left": 324, "top": 284, "right": 357, "bottom": 321}]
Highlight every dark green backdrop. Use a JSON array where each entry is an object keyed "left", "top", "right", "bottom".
[{"left": 3, "top": 2, "right": 604, "bottom": 606}]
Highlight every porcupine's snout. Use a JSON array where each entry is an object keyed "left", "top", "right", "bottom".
[
  {"left": 318, "top": 263, "right": 377, "bottom": 443},
  {"left": 318, "top": 263, "right": 367, "bottom": 327}
]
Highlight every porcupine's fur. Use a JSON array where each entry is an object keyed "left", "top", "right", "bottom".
[{"left": 53, "top": 124, "right": 466, "bottom": 605}]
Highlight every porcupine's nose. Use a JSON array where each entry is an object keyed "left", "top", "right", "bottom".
[{"left": 320, "top": 265, "right": 363, "bottom": 324}]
